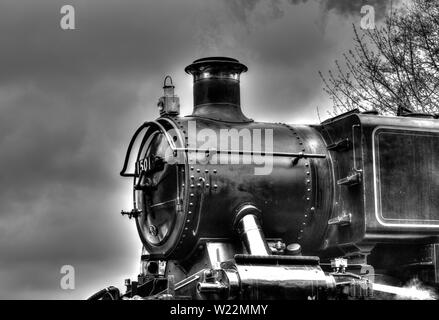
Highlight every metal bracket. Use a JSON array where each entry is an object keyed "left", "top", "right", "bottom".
[
  {"left": 337, "top": 170, "right": 362, "bottom": 186},
  {"left": 331, "top": 258, "right": 348, "bottom": 272},
  {"left": 327, "top": 138, "right": 351, "bottom": 151},
  {"left": 328, "top": 213, "right": 352, "bottom": 227}
]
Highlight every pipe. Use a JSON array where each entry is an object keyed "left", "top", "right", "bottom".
[
  {"left": 197, "top": 282, "right": 227, "bottom": 294},
  {"left": 234, "top": 205, "right": 271, "bottom": 256}
]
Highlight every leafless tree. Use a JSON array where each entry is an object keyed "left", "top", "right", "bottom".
[{"left": 320, "top": 0, "right": 439, "bottom": 116}]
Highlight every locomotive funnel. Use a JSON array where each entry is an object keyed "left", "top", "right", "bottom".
[{"left": 185, "top": 57, "right": 251, "bottom": 122}]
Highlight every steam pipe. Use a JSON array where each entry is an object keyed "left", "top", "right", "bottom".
[{"left": 234, "top": 205, "right": 271, "bottom": 256}]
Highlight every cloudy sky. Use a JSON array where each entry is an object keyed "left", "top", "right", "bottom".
[{"left": 0, "top": 0, "right": 397, "bottom": 299}]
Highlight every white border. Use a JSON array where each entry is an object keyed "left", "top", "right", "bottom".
[{"left": 372, "top": 126, "right": 439, "bottom": 228}]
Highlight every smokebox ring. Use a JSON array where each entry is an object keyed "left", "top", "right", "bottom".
[{"left": 185, "top": 57, "right": 248, "bottom": 75}]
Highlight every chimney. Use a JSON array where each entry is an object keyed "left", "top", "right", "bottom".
[{"left": 185, "top": 57, "right": 251, "bottom": 122}]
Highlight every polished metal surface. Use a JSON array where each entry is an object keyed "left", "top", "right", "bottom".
[
  {"left": 123, "top": 115, "right": 332, "bottom": 260},
  {"left": 235, "top": 206, "right": 271, "bottom": 256},
  {"left": 235, "top": 264, "right": 332, "bottom": 299},
  {"left": 196, "top": 255, "right": 336, "bottom": 300}
]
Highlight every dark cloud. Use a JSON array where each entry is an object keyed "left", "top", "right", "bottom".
[
  {"left": 0, "top": 0, "right": 197, "bottom": 85},
  {"left": 224, "top": 0, "right": 285, "bottom": 25},
  {"left": 223, "top": 0, "right": 398, "bottom": 26},
  {"left": 0, "top": 0, "right": 397, "bottom": 299},
  {"left": 321, "top": 0, "right": 398, "bottom": 19}
]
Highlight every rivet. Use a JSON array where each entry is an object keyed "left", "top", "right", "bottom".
[
  {"left": 190, "top": 167, "right": 194, "bottom": 170},
  {"left": 198, "top": 177, "right": 203, "bottom": 181},
  {"left": 188, "top": 211, "right": 192, "bottom": 214},
  {"left": 205, "top": 169, "right": 209, "bottom": 173},
  {"left": 190, "top": 184, "right": 195, "bottom": 188},
  {"left": 197, "top": 169, "right": 201, "bottom": 173},
  {"left": 307, "top": 188, "right": 311, "bottom": 192},
  {"left": 189, "top": 202, "right": 193, "bottom": 206},
  {"left": 190, "top": 175, "right": 195, "bottom": 179},
  {"left": 306, "top": 171, "right": 310, "bottom": 175},
  {"left": 213, "top": 169, "right": 217, "bottom": 174},
  {"left": 213, "top": 184, "right": 218, "bottom": 189},
  {"left": 190, "top": 193, "right": 194, "bottom": 197},
  {"left": 182, "top": 184, "right": 185, "bottom": 187},
  {"left": 197, "top": 183, "right": 201, "bottom": 187},
  {"left": 206, "top": 184, "right": 210, "bottom": 188},
  {"left": 148, "top": 225, "right": 158, "bottom": 236},
  {"left": 310, "top": 207, "right": 315, "bottom": 211},
  {"left": 306, "top": 197, "right": 310, "bottom": 201}
]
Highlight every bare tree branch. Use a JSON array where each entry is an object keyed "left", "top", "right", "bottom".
[{"left": 320, "top": 0, "right": 439, "bottom": 115}]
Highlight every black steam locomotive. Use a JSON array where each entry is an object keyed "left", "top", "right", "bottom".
[{"left": 91, "top": 57, "right": 439, "bottom": 300}]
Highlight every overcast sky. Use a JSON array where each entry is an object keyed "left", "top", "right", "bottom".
[{"left": 0, "top": 0, "right": 397, "bottom": 299}]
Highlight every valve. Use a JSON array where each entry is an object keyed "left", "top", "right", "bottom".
[{"left": 121, "top": 208, "right": 142, "bottom": 219}]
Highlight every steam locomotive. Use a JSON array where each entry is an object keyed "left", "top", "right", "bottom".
[{"left": 90, "top": 57, "right": 439, "bottom": 300}]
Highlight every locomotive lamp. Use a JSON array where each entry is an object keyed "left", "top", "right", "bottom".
[{"left": 157, "top": 75, "right": 180, "bottom": 116}]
